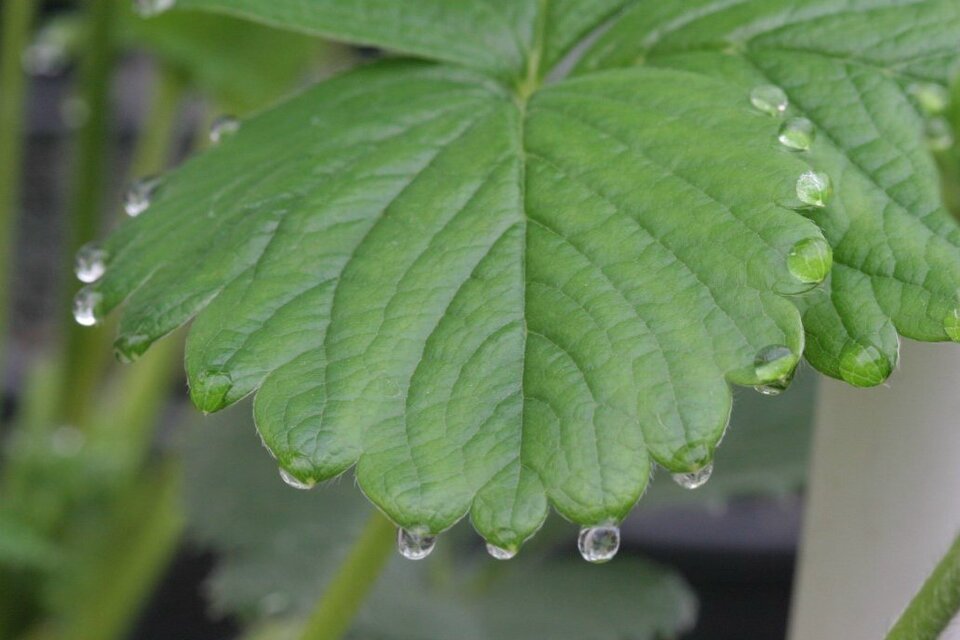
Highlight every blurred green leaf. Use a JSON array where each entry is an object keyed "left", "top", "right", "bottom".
[{"left": 0, "top": 513, "right": 60, "bottom": 571}]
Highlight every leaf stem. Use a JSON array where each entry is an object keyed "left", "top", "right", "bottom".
[
  {"left": 886, "top": 531, "right": 960, "bottom": 640},
  {"left": 299, "top": 511, "right": 396, "bottom": 640},
  {"left": 0, "top": 0, "right": 38, "bottom": 384}
]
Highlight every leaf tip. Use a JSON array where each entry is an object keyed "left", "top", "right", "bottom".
[
  {"left": 189, "top": 369, "right": 234, "bottom": 413},
  {"left": 838, "top": 342, "right": 894, "bottom": 387}
]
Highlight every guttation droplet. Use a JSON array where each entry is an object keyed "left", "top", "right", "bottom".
[
  {"left": 944, "top": 308, "right": 960, "bottom": 343},
  {"left": 750, "top": 84, "right": 788, "bottom": 116},
  {"left": 133, "top": 0, "right": 176, "bottom": 17},
  {"left": 398, "top": 527, "right": 436, "bottom": 561},
  {"left": 486, "top": 543, "right": 517, "bottom": 561},
  {"left": 787, "top": 237, "right": 832, "bottom": 285},
  {"left": 75, "top": 243, "right": 107, "bottom": 283},
  {"left": 124, "top": 176, "right": 162, "bottom": 217},
  {"left": 672, "top": 462, "right": 714, "bottom": 490},
  {"left": 578, "top": 524, "right": 620, "bottom": 563},
  {"left": 753, "top": 344, "right": 795, "bottom": 396},
  {"left": 796, "top": 170, "right": 833, "bottom": 208},
  {"left": 778, "top": 117, "right": 815, "bottom": 151},
  {"left": 278, "top": 468, "right": 314, "bottom": 490},
  {"left": 73, "top": 287, "right": 102, "bottom": 327},
  {"left": 210, "top": 115, "right": 241, "bottom": 144},
  {"left": 838, "top": 342, "right": 892, "bottom": 388}
]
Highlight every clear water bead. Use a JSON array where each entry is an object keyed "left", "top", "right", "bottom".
[
  {"left": 750, "top": 84, "right": 788, "bottom": 116},
  {"left": 75, "top": 243, "right": 107, "bottom": 283},
  {"left": 838, "top": 342, "right": 892, "bottom": 387},
  {"left": 397, "top": 527, "right": 436, "bottom": 561},
  {"left": 209, "top": 115, "right": 240, "bottom": 144},
  {"left": 944, "top": 308, "right": 960, "bottom": 343},
  {"left": 124, "top": 176, "right": 162, "bottom": 217},
  {"left": 787, "top": 237, "right": 832, "bottom": 285},
  {"left": 486, "top": 543, "right": 517, "bottom": 560},
  {"left": 753, "top": 344, "right": 795, "bottom": 396},
  {"left": 133, "top": 0, "right": 176, "bottom": 17},
  {"left": 778, "top": 117, "right": 815, "bottom": 151},
  {"left": 672, "top": 462, "right": 714, "bottom": 490},
  {"left": 72, "top": 287, "right": 102, "bottom": 326},
  {"left": 796, "top": 170, "right": 832, "bottom": 208},
  {"left": 578, "top": 524, "right": 620, "bottom": 563},
  {"left": 278, "top": 468, "right": 314, "bottom": 490}
]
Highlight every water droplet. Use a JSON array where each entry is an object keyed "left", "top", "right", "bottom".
[
  {"left": 750, "top": 84, "right": 788, "bottom": 116},
  {"left": 123, "top": 176, "right": 162, "bottom": 217},
  {"left": 133, "top": 0, "right": 176, "bottom": 17},
  {"left": 796, "top": 171, "right": 832, "bottom": 208},
  {"left": 279, "top": 468, "right": 315, "bottom": 490},
  {"left": 72, "top": 287, "right": 101, "bottom": 326},
  {"left": 114, "top": 334, "right": 150, "bottom": 364},
  {"left": 189, "top": 370, "right": 233, "bottom": 413},
  {"left": 75, "top": 243, "right": 107, "bottom": 283},
  {"left": 485, "top": 543, "right": 517, "bottom": 560},
  {"left": 787, "top": 237, "right": 832, "bottom": 284},
  {"left": 838, "top": 342, "right": 893, "bottom": 387},
  {"left": 944, "top": 308, "right": 960, "bottom": 342},
  {"left": 926, "top": 117, "right": 954, "bottom": 151},
  {"left": 397, "top": 527, "right": 436, "bottom": 561},
  {"left": 672, "top": 462, "right": 714, "bottom": 490},
  {"left": 908, "top": 83, "right": 949, "bottom": 116},
  {"left": 778, "top": 117, "right": 815, "bottom": 151},
  {"left": 209, "top": 115, "right": 240, "bottom": 144},
  {"left": 753, "top": 344, "right": 795, "bottom": 395},
  {"left": 578, "top": 524, "right": 620, "bottom": 563}
]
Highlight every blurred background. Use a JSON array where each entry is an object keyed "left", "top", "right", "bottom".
[{"left": 0, "top": 2, "right": 957, "bottom": 639}]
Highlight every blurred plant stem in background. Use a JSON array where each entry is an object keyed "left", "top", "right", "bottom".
[
  {"left": 0, "top": 0, "right": 39, "bottom": 392},
  {"left": 57, "top": 0, "right": 119, "bottom": 427},
  {"left": 0, "top": 0, "right": 192, "bottom": 632}
]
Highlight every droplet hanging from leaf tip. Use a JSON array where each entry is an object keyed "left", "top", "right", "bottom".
[
  {"left": 787, "top": 237, "right": 832, "bottom": 285},
  {"left": 486, "top": 542, "right": 517, "bottom": 560},
  {"left": 72, "top": 287, "right": 101, "bottom": 327},
  {"left": 672, "top": 462, "right": 714, "bottom": 490},
  {"left": 753, "top": 344, "right": 796, "bottom": 395},
  {"left": 124, "top": 175, "right": 162, "bottom": 217},
  {"left": 578, "top": 524, "right": 620, "bottom": 563},
  {"left": 189, "top": 370, "right": 234, "bottom": 413},
  {"left": 838, "top": 342, "right": 892, "bottom": 387},
  {"left": 113, "top": 334, "right": 150, "bottom": 364},
  {"left": 750, "top": 84, "right": 788, "bottom": 116},
  {"left": 279, "top": 468, "right": 315, "bottom": 490},
  {"left": 944, "top": 308, "right": 960, "bottom": 343},
  {"left": 133, "top": 0, "right": 175, "bottom": 17},
  {"left": 795, "top": 170, "right": 832, "bottom": 208},
  {"left": 210, "top": 115, "right": 241, "bottom": 144},
  {"left": 778, "top": 117, "right": 815, "bottom": 151},
  {"left": 398, "top": 527, "right": 436, "bottom": 561},
  {"left": 75, "top": 243, "right": 107, "bottom": 283}
]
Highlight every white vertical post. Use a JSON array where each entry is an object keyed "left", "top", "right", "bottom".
[{"left": 789, "top": 340, "right": 960, "bottom": 639}]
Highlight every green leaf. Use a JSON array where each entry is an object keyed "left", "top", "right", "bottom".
[
  {"left": 164, "top": 0, "right": 633, "bottom": 82},
  {"left": 575, "top": 0, "right": 960, "bottom": 385},
  {"left": 184, "top": 407, "right": 697, "bottom": 640},
  {"left": 94, "top": 2, "right": 960, "bottom": 545},
  {"left": 118, "top": 7, "right": 331, "bottom": 113},
  {"left": 93, "top": 58, "right": 831, "bottom": 547}
]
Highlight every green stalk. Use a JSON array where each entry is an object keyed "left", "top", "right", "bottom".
[
  {"left": 299, "top": 511, "right": 396, "bottom": 640},
  {"left": 58, "top": 0, "right": 119, "bottom": 426},
  {"left": 886, "top": 531, "right": 960, "bottom": 640},
  {"left": 0, "top": 0, "right": 38, "bottom": 382}
]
